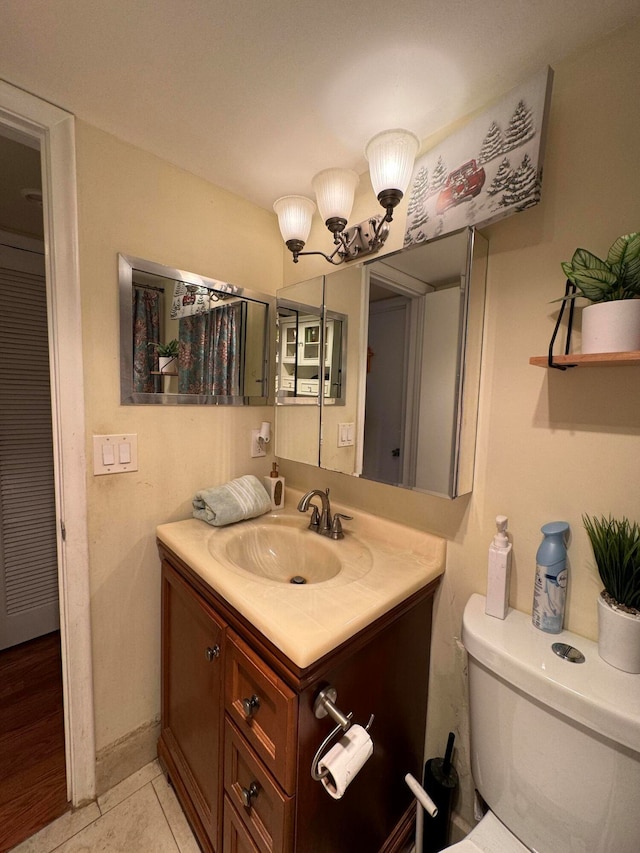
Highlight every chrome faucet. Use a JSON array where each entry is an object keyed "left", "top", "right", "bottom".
[
  {"left": 297, "top": 488, "right": 332, "bottom": 535},
  {"left": 297, "top": 488, "right": 352, "bottom": 539}
]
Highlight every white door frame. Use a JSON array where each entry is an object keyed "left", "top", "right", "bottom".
[{"left": 0, "top": 79, "right": 95, "bottom": 805}]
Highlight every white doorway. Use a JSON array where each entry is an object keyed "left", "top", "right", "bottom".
[
  {"left": 0, "top": 234, "right": 61, "bottom": 649},
  {"left": 0, "top": 79, "right": 95, "bottom": 805}
]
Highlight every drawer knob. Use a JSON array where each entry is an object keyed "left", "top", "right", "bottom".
[
  {"left": 242, "top": 694, "right": 260, "bottom": 718},
  {"left": 205, "top": 645, "right": 220, "bottom": 662},
  {"left": 241, "top": 781, "right": 259, "bottom": 808}
]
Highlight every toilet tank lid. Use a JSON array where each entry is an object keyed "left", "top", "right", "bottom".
[{"left": 462, "top": 594, "right": 640, "bottom": 756}]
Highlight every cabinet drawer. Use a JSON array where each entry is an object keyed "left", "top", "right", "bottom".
[
  {"left": 223, "top": 795, "right": 260, "bottom": 853},
  {"left": 224, "top": 720, "right": 294, "bottom": 853},
  {"left": 225, "top": 632, "right": 298, "bottom": 793}
]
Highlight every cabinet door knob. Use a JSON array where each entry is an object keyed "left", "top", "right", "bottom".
[
  {"left": 205, "top": 645, "right": 220, "bottom": 662},
  {"left": 241, "top": 694, "right": 260, "bottom": 718},
  {"left": 241, "top": 781, "right": 259, "bottom": 808}
]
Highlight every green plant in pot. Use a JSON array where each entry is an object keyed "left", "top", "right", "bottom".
[
  {"left": 148, "top": 339, "right": 179, "bottom": 357},
  {"left": 583, "top": 514, "right": 640, "bottom": 673},
  {"left": 561, "top": 232, "right": 640, "bottom": 354},
  {"left": 149, "top": 339, "right": 179, "bottom": 375}
]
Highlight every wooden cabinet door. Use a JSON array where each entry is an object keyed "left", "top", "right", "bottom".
[{"left": 161, "top": 561, "right": 226, "bottom": 851}]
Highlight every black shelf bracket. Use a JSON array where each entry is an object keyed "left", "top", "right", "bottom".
[{"left": 548, "top": 280, "right": 578, "bottom": 370}]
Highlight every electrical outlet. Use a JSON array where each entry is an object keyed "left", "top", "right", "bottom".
[{"left": 250, "top": 429, "right": 266, "bottom": 457}]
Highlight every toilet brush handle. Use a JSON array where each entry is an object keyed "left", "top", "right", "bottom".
[
  {"left": 442, "top": 731, "right": 455, "bottom": 775},
  {"left": 405, "top": 773, "right": 439, "bottom": 818}
]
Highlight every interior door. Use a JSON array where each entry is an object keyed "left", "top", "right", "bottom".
[
  {"left": 362, "top": 296, "right": 409, "bottom": 485},
  {"left": 0, "top": 242, "right": 59, "bottom": 649}
]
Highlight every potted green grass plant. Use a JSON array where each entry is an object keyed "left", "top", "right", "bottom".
[
  {"left": 561, "top": 232, "right": 640, "bottom": 354},
  {"left": 149, "top": 339, "right": 179, "bottom": 374},
  {"left": 583, "top": 514, "right": 640, "bottom": 672}
]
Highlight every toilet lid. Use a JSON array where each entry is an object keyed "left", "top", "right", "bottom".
[{"left": 445, "top": 810, "right": 529, "bottom": 852}]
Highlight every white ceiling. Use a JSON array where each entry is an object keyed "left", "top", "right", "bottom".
[{"left": 1, "top": 0, "right": 638, "bottom": 212}]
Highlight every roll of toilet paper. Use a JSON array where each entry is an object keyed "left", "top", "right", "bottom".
[{"left": 318, "top": 724, "right": 373, "bottom": 800}]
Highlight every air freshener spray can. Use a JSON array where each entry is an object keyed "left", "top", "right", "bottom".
[{"left": 532, "top": 521, "right": 570, "bottom": 634}]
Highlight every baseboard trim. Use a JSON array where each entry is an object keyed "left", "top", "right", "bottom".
[{"left": 95, "top": 717, "right": 160, "bottom": 796}]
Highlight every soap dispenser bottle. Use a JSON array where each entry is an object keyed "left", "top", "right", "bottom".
[
  {"left": 485, "top": 515, "right": 513, "bottom": 619},
  {"left": 263, "top": 462, "right": 285, "bottom": 510}
]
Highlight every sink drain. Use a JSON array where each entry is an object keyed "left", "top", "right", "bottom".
[{"left": 290, "top": 575, "right": 307, "bottom": 585}]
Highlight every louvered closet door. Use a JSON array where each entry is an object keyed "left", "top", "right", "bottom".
[{"left": 0, "top": 264, "right": 59, "bottom": 650}]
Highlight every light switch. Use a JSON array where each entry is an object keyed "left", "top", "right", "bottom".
[
  {"left": 93, "top": 434, "right": 138, "bottom": 475},
  {"left": 337, "top": 422, "right": 355, "bottom": 447},
  {"left": 102, "top": 443, "right": 115, "bottom": 466}
]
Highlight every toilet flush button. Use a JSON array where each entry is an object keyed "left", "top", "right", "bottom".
[{"left": 552, "top": 642, "right": 586, "bottom": 664}]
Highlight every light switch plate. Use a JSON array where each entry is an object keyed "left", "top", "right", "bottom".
[
  {"left": 337, "top": 422, "right": 355, "bottom": 447},
  {"left": 93, "top": 434, "right": 138, "bottom": 475}
]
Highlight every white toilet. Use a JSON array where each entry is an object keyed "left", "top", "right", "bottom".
[{"left": 445, "top": 593, "right": 640, "bottom": 852}]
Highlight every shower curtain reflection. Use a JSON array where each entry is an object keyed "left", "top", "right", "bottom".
[
  {"left": 132, "top": 286, "right": 161, "bottom": 393},
  {"left": 179, "top": 302, "right": 245, "bottom": 395}
]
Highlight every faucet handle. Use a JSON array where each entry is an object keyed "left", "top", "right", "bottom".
[
  {"left": 330, "top": 513, "right": 352, "bottom": 540},
  {"left": 308, "top": 504, "right": 321, "bottom": 532}
]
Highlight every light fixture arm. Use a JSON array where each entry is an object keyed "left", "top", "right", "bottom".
[
  {"left": 288, "top": 213, "right": 391, "bottom": 264},
  {"left": 290, "top": 246, "right": 344, "bottom": 265}
]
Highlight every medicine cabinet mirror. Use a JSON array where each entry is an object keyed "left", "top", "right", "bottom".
[
  {"left": 274, "top": 227, "right": 488, "bottom": 499},
  {"left": 119, "top": 254, "right": 274, "bottom": 405},
  {"left": 273, "top": 277, "right": 323, "bottom": 466}
]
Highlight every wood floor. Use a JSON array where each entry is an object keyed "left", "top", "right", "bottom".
[{"left": 0, "top": 631, "right": 68, "bottom": 852}]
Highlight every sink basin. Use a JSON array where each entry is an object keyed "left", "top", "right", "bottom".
[
  {"left": 158, "top": 499, "right": 446, "bottom": 665},
  {"left": 225, "top": 523, "right": 342, "bottom": 584}
]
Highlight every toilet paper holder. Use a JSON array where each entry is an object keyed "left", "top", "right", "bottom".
[{"left": 310, "top": 686, "right": 374, "bottom": 781}]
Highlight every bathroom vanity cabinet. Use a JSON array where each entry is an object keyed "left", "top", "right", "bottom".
[{"left": 157, "top": 543, "right": 439, "bottom": 853}]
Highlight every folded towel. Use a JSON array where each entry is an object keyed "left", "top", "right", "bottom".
[{"left": 193, "top": 475, "right": 271, "bottom": 527}]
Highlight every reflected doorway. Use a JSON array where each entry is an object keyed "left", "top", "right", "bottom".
[{"left": 363, "top": 292, "right": 410, "bottom": 485}]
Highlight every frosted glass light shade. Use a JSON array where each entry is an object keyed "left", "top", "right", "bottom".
[
  {"left": 365, "top": 129, "right": 420, "bottom": 197},
  {"left": 312, "top": 168, "right": 359, "bottom": 225},
  {"left": 273, "top": 195, "right": 316, "bottom": 243}
]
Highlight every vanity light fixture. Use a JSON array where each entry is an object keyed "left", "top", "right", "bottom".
[{"left": 273, "top": 128, "right": 420, "bottom": 265}]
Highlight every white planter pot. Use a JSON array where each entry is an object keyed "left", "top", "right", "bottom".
[
  {"left": 159, "top": 355, "right": 178, "bottom": 374},
  {"left": 597, "top": 592, "right": 640, "bottom": 673},
  {"left": 581, "top": 299, "right": 640, "bottom": 354}
]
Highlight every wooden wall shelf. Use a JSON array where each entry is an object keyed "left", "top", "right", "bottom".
[{"left": 530, "top": 352, "right": 640, "bottom": 368}]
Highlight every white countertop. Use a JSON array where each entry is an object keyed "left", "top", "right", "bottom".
[{"left": 156, "top": 494, "right": 445, "bottom": 668}]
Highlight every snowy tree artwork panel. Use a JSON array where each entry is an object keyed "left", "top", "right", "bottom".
[{"left": 404, "top": 67, "right": 554, "bottom": 247}]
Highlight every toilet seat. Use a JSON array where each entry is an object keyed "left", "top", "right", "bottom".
[{"left": 445, "top": 810, "right": 530, "bottom": 852}]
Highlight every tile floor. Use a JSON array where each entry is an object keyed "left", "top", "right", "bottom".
[{"left": 9, "top": 760, "right": 199, "bottom": 853}]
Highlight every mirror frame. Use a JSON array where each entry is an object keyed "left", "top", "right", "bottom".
[{"left": 119, "top": 253, "right": 275, "bottom": 406}]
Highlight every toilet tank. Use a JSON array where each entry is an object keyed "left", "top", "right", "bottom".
[{"left": 462, "top": 593, "right": 640, "bottom": 853}]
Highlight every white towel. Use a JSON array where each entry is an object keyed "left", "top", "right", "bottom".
[{"left": 192, "top": 475, "right": 271, "bottom": 527}]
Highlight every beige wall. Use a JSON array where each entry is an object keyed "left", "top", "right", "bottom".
[
  {"left": 75, "top": 122, "right": 282, "bottom": 762},
  {"left": 73, "top": 15, "right": 640, "bottom": 820},
  {"left": 279, "top": 21, "right": 640, "bottom": 831}
]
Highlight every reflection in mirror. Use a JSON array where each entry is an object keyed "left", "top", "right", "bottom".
[
  {"left": 318, "top": 265, "right": 362, "bottom": 476},
  {"left": 355, "top": 227, "right": 487, "bottom": 497},
  {"left": 276, "top": 304, "right": 346, "bottom": 402},
  {"left": 119, "top": 254, "right": 273, "bottom": 405},
  {"left": 274, "top": 278, "right": 323, "bottom": 466},
  {"left": 274, "top": 228, "right": 487, "bottom": 498}
]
